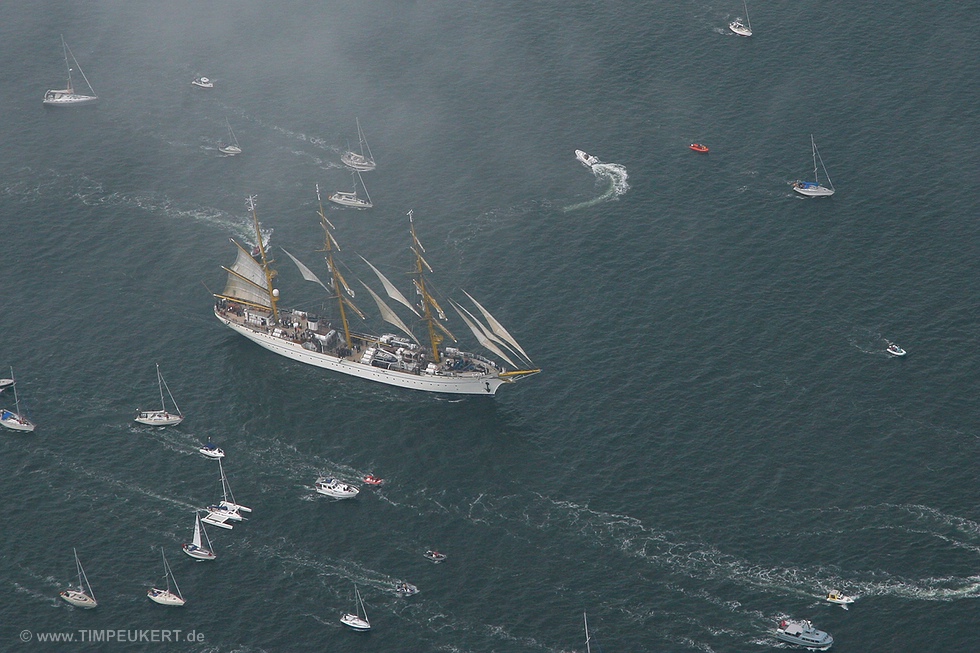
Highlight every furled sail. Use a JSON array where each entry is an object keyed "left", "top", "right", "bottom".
[
  {"left": 462, "top": 290, "right": 532, "bottom": 364},
  {"left": 450, "top": 301, "right": 517, "bottom": 368},
  {"left": 221, "top": 241, "right": 273, "bottom": 308},
  {"left": 281, "top": 248, "right": 329, "bottom": 292},
  {"left": 359, "top": 281, "right": 419, "bottom": 344},
  {"left": 359, "top": 256, "right": 419, "bottom": 317}
]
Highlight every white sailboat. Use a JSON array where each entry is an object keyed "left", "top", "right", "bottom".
[
  {"left": 328, "top": 171, "right": 373, "bottom": 208},
  {"left": 134, "top": 363, "right": 183, "bottom": 426},
  {"left": 793, "top": 134, "right": 835, "bottom": 197},
  {"left": 729, "top": 1, "right": 753, "bottom": 37},
  {"left": 203, "top": 458, "right": 251, "bottom": 530},
  {"left": 340, "top": 585, "right": 371, "bottom": 631},
  {"left": 182, "top": 513, "right": 217, "bottom": 560},
  {"left": 213, "top": 193, "right": 540, "bottom": 395},
  {"left": 43, "top": 36, "right": 98, "bottom": 106},
  {"left": 219, "top": 118, "right": 242, "bottom": 156},
  {"left": 341, "top": 118, "right": 376, "bottom": 171},
  {"left": 60, "top": 548, "right": 97, "bottom": 609},
  {"left": 1, "top": 367, "right": 35, "bottom": 432},
  {"left": 147, "top": 549, "right": 185, "bottom": 606}
]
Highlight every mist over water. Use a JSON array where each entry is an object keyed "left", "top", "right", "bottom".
[{"left": 1, "top": 2, "right": 979, "bottom": 652}]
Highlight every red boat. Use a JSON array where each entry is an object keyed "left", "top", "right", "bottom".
[
  {"left": 363, "top": 475, "right": 384, "bottom": 486},
  {"left": 689, "top": 143, "right": 709, "bottom": 153}
]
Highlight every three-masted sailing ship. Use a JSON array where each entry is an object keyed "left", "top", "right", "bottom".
[{"left": 213, "top": 192, "right": 539, "bottom": 395}]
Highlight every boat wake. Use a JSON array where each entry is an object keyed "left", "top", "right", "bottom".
[{"left": 563, "top": 162, "right": 630, "bottom": 212}]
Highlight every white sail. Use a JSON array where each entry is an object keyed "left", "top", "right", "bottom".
[
  {"left": 282, "top": 248, "right": 329, "bottom": 291},
  {"left": 359, "top": 256, "right": 420, "bottom": 317},
  {"left": 451, "top": 301, "right": 519, "bottom": 368},
  {"left": 452, "top": 300, "right": 523, "bottom": 362},
  {"left": 462, "top": 290, "right": 533, "bottom": 364},
  {"left": 222, "top": 241, "right": 272, "bottom": 308},
  {"left": 359, "top": 281, "right": 419, "bottom": 343},
  {"left": 192, "top": 515, "right": 203, "bottom": 548}
]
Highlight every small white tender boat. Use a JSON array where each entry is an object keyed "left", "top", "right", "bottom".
[
  {"left": 340, "top": 585, "right": 371, "bottom": 631},
  {"left": 886, "top": 342, "right": 906, "bottom": 357},
  {"left": 191, "top": 76, "right": 213, "bottom": 89},
  {"left": 575, "top": 149, "right": 600, "bottom": 168},
  {"left": 199, "top": 438, "right": 225, "bottom": 458},
  {"left": 147, "top": 549, "right": 185, "bottom": 606},
  {"left": 315, "top": 477, "right": 360, "bottom": 499},
  {"left": 825, "top": 589, "right": 855, "bottom": 609}
]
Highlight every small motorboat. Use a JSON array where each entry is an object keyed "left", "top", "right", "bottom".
[
  {"left": 776, "top": 619, "right": 833, "bottom": 650},
  {"left": 423, "top": 550, "right": 447, "bottom": 563},
  {"left": 394, "top": 582, "right": 419, "bottom": 597},
  {"left": 363, "top": 475, "right": 384, "bottom": 486},
  {"left": 191, "top": 77, "right": 213, "bottom": 89},
  {"left": 689, "top": 143, "right": 709, "bottom": 153},
  {"left": 315, "top": 477, "right": 359, "bottom": 499},
  {"left": 886, "top": 341, "right": 906, "bottom": 357},
  {"left": 199, "top": 439, "right": 225, "bottom": 459},
  {"left": 825, "top": 589, "right": 855, "bottom": 609},
  {"left": 574, "top": 149, "right": 600, "bottom": 168}
]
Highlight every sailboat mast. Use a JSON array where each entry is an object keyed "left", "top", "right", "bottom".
[
  {"left": 409, "top": 212, "right": 443, "bottom": 364},
  {"left": 810, "top": 134, "right": 820, "bottom": 183},
  {"left": 584, "top": 612, "right": 592, "bottom": 653},
  {"left": 744, "top": 0, "right": 751, "bottom": 31},
  {"left": 60, "top": 35, "right": 73, "bottom": 92},
  {"left": 10, "top": 367, "right": 23, "bottom": 415},
  {"left": 248, "top": 196, "right": 279, "bottom": 321},
  {"left": 315, "top": 185, "right": 354, "bottom": 348},
  {"left": 155, "top": 364, "right": 166, "bottom": 410}
]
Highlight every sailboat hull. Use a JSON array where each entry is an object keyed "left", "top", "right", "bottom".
[
  {"left": 341, "top": 152, "right": 375, "bottom": 171},
  {"left": 1, "top": 411, "right": 36, "bottom": 432},
  {"left": 60, "top": 590, "right": 97, "bottom": 608},
  {"left": 43, "top": 92, "right": 97, "bottom": 106},
  {"left": 147, "top": 589, "right": 185, "bottom": 606},
  {"left": 134, "top": 410, "right": 183, "bottom": 426},
  {"left": 215, "top": 309, "right": 509, "bottom": 395},
  {"left": 793, "top": 183, "right": 835, "bottom": 197}
]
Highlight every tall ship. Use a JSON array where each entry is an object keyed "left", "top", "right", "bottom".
[{"left": 213, "top": 192, "right": 540, "bottom": 395}]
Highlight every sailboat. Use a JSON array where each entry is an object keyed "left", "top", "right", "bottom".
[
  {"left": 147, "top": 549, "right": 185, "bottom": 606},
  {"left": 134, "top": 363, "right": 183, "bottom": 426},
  {"left": 341, "top": 118, "right": 376, "bottom": 171},
  {"left": 793, "top": 134, "right": 835, "bottom": 197},
  {"left": 340, "top": 585, "right": 371, "bottom": 631},
  {"left": 182, "top": 513, "right": 217, "bottom": 560},
  {"left": 203, "top": 458, "right": 251, "bottom": 530},
  {"left": 328, "top": 170, "right": 373, "bottom": 208},
  {"left": 60, "top": 549, "right": 97, "bottom": 609},
  {"left": 729, "top": 1, "right": 753, "bottom": 37},
  {"left": 213, "top": 192, "right": 540, "bottom": 395},
  {"left": 1, "top": 367, "right": 35, "bottom": 432},
  {"left": 219, "top": 118, "right": 242, "bottom": 156},
  {"left": 43, "top": 36, "right": 98, "bottom": 106}
]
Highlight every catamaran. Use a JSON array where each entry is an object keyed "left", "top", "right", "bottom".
[
  {"left": 1, "top": 367, "right": 35, "bottom": 432},
  {"left": 219, "top": 118, "right": 242, "bottom": 156},
  {"left": 729, "top": 1, "right": 753, "bottom": 37},
  {"left": 182, "top": 513, "right": 217, "bottom": 561},
  {"left": 328, "top": 170, "right": 373, "bottom": 208},
  {"left": 213, "top": 192, "right": 540, "bottom": 395},
  {"left": 341, "top": 118, "right": 376, "bottom": 171},
  {"left": 793, "top": 134, "right": 835, "bottom": 197},
  {"left": 60, "top": 549, "right": 97, "bottom": 609},
  {"left": 203, "top": 458, "right": 251, "bottom": 530},
  {"left": 135, "top": 363, "right": 183, "bottom": 426},
  {"left": 340, "top": 585, "right": 371, "bottom": 631},
  {"left": 147, "top": 549, "right": 185, "bottom": 606},
  {"left": 43, "top": 36, "right": 98, "bottom": 106}
]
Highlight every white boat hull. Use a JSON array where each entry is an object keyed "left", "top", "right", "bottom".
[
  {"left": 60, "top": 590, "right": 97, "bottom": 609},
  {"left": 199, "top": 447, "right": 225, "bottom": 458},
  {"left": 147, "top": 589, "right": 185, "bottom": 606},
  {"left": 341, "top": 614, "right": 371, "bottom": 631},
  {"left": 216, "top": 310, "right": 509, "bottom": 395},
  {"left": 43, "top": 92, "right": 98, "bottom": 106},
  {"left": 341, "top": 152, "right": 375, "bottom": 171},
  {"left": 574, "top": 149, "right": 599, "bottom": 168},
  {"left": 182, "top": 544, "right": 216, "bottom": 560},
  {"left": 219, "top": 145, "right": 242, "bottom": 156},
  {"left": 1, "top": 411, "right": 36, "bottom": 432},
  {"left": 328, "top": 193, "right": 372, "bottom": 208},
  {"left": 793, "top": 183, "right": 835, "bottom": 197},
  {"left": 135, "top": 410, "right": 183, "bottom": 426},
  {"left": 729, "top": 21, "right": 752, "bottom": 37}
]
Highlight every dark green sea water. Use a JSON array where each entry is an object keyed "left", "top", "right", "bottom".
[{"left": 2, "top": 2, "right": 979, "bottom": 651}]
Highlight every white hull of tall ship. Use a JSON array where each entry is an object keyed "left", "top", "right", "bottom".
[{"left": 215, "top": 308, "right": 509, "bottom": 395}]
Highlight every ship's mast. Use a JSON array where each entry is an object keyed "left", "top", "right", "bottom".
[
  {"left": 315, "top": 185, "right": 361, "bottom": 348},
  {"left": 409, "top": 211, "right": 453, "bottom": 364},
  {"left": 61, "top": 35, "right": 73, "bottom": 92},
  {"left": 248, "top": 195, "right": 279, "bottom": 321}
]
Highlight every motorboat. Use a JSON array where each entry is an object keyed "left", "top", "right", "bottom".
[
  {"left": 776, "top": 619, "right": 833, "bottom": 650},
  {"left": 886, "top": 342, "right": 906, "bottom": 357},
  {"left": 363, "top": 475, "right": 384, "bottom": 486},
  {"left": 423, "top": 550, "right": 447, "bottom": 563},
  {"left": 315, "top": 477, "right": 359, "bottom": 499},
  {"left": 689, "top": 143, "right": 709, "bottom": 153},
  {"left": 191, "top": 77, "right": 213, "bottom": 89},
  {"left": 575, "top": 149, "right": 600, "bottom": 168},
  {"left": 199, "top": 439, "right": 225, "bottom": 459},
  {"left": 395, "top": 582, "right": 419, "bottom": 597},
  {"left": 825, "top": 589, "right": 855, "bottom": 609}
]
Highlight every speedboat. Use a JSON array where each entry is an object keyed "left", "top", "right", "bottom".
[
  {"left": 575, "top": 149, "right": 600, "bottom": 168},
  {"left": 886, "top": 342, "right": 906, "bottom": 357},
  {"left": 689, "top": 143, "right": 709, "bottom": 153},
  {"left": 423, "top": 550, "right": 447, "bottom": 563},
  {"left": 776, "top": 619, "right": 833, "bottom": 650},
  {"left": 363, "top": 474, "right": 384, "bottom": 486},
  {"left": 199, "top": 439, "right": 225, "bottom": 459},
  {"left": 825, "top": 589, "right": 855, "bottom": 609},
  {"left": 315, "top": 477, "right": 359, "bottom": 499},
  {"left": 191, "top": 77, "right": 213, "bottom": 89},
  {"left": 395, "top": 582, "right": 419, "bottom": 597}
]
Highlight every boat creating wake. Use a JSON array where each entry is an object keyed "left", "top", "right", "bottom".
[{"left": 563, "top": 161, "right": 630, "bottom": 212}]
